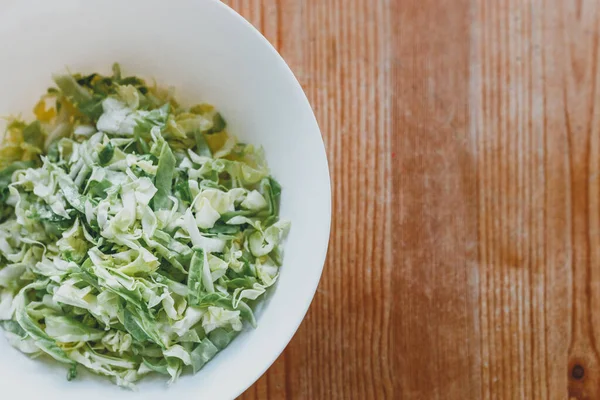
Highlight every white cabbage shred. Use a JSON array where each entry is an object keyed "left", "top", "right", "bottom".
[{"left": 0, "top": 65, "right": 289, "bottom": 389}]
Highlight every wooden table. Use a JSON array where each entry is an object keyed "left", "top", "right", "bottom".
[{"left": 227, "top": 1, "right": 600, "bottom": 399}]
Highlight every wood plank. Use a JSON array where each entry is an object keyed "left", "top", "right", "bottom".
[
  {"left": 393, "top": 0, "right": 477, "bottom": 398},
  {"left": 551, "top": 1, "right": 600, "bottom": 399},
  {"left": 470, "top": 1, "right": 600, "bottom": 398},
  {"left": 471, "top": 1, "right": 551, "bottom": 398}
]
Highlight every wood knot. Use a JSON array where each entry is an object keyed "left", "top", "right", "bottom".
[{"left": 572, "top": 364, "right": 585, "bottom": 380}]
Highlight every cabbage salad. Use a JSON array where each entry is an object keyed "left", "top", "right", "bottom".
[{"left": 0, "top": 64, "right": 289, "bottom": 388}]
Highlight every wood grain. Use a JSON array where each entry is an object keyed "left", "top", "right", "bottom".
[{"left": 224, "top": 0, "right": 600, "bottom": 399}]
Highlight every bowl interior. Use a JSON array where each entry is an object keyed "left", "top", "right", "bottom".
[{"left": 0, "top": 1, "right": 331, "bottom": 399}]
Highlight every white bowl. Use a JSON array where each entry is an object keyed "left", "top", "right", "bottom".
[{"left": 0, "top": 0, "right": 331, "bottom": 398}]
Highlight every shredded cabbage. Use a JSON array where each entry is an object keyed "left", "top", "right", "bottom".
[{"left": 0, "top": 64, "right": 289, "bottom": 389}]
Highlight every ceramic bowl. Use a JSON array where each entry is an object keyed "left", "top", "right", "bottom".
[{"left": 0, "top": 0, "right": 331, "bottom": 398}]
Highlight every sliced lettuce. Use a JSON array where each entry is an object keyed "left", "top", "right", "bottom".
[
  {"left": 153, "top": 139, "right": 176, "bottom": 210},
  {"left": 0, "top": 64, "right": 289, "bottom": 389}
]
